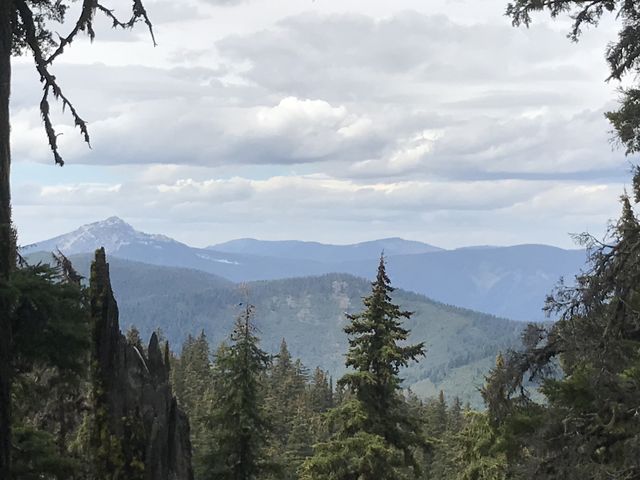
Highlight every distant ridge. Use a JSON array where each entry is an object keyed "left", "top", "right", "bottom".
[
  {"left": 21, "top": 217, "right": 588, "bottom": 321},
  {"left": 209, "top": 237, "right": 443, "bottom": 262}
]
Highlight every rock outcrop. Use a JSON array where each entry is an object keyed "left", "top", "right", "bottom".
[{"left": 90, "top": 247, "right": 193, "bottom": 480}]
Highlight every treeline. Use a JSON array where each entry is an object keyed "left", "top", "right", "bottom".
[
  {"left": 168, "top": 257, "right": 469, "bottom": 480},
  {"left": 171, "top": 329, "right": 472, "bottom": 480}
]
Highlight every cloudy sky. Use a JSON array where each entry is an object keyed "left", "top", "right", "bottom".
[{"left": 10, "top": 0, "right": 631, "bottom": 248}]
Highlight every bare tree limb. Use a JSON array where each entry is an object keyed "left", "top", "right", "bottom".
[{"left": 15, "top": 0, "right": 155, "bottom": 166}]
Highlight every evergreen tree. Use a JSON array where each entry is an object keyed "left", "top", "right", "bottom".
[
  {"left": 201, "top": 304, "right": 273, "bottom": 480},
  {"left": 478, "top": 188, "right": 640, "bottom": 479},
  {"left": 453, "top": 411, "right": 509, "bottom": 480},
  {"left": 264, "top": 339, "right": 309, "bottom": 479},
  {"left": 506, "top": 0, "right": 640, "bottom": 155},
  {"left": 125, "top": 326, "right": 144, "bottom": 353},
  {"left": 448, "top": 396, "right": 463, "bottom": 432},
  {"left": 172, "top": 331, "right": 214, "bottom": 479},
  {"left": 8, "top": 256, "right": 90, "bottom": 479},
  {"left": 308, "top": 367, "right": 333, "bottom": 414},
  {"left": 301, "top": 255, "right": 426, "bottom": 480},
  {"left": 421, "top": 391, "right": 461, "bottom": 480},
  {"left": 426, "top": 391, "right": 448, "bottom": 438},
  {"left": 173, "top": 331, "right": 213, "bottom": 416}
]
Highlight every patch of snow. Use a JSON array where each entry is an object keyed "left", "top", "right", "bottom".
[{"left": 195, "top": 253, "right": 240, "bottom": 265}]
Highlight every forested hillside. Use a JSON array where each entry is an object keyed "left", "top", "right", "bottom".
[{"left": 42, "top": 254, "right": 522, "bottom": 405}]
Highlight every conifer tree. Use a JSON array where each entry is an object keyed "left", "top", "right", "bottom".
[
  {"left": 201, "top": 304, "right": 272, "bottom": 480},
  {"left": 478, "top": 187, "right": 640, "bottom": 478},
  {"left": 448, "top": 396, "right": 463, "bottom": 432},
  {"left": 8, "top": 256, "right": 90, "bottom": 479},
  {"left": 453, "top": 411, "right": 509, "bottom": 480},
  {"left": 301, "top": 255, "right": 426, "bottom": 480},
  {"left": 173, "top": 331, "right": 214, "bottom": 478},
  {"left": 506, "top": 1, "right": 640, "bottom": 155},
  {"left": 308, "top": 368, "right": 333, "bottom": 414},
  {"left": 173, "top": 331, "right": 213, "bottom": 416},
  {"left": 428, "top": 391, "right": 448, "bottom": 437},
  {"left": 264, "top": 339, "right": 309, "bottom": 479}
]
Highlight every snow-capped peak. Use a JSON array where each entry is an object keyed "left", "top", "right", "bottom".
[{"left": 22, "top": 217, "right": 180, "bottom": 256}]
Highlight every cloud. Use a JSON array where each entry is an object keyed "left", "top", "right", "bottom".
[
  {"left": 12, "top": 169, "right": 625, "bottom": 248},
  {"left": 9, "top": 6, "right": 629, "bottom": 248},
  {"left": 347, "top": 107, "right": 626, "bottom": 180},
  {"left": 11, "top": 11, "right": 623, "bottom": 181},
  {"left": 145, "top": 1, "right": 205, "bottom": 24},
  {"left": 198, "top": 0, "right": 250, "bottom": 6},
  {"left": 215, "top": 12, "right": 610, "bottom": 103}
]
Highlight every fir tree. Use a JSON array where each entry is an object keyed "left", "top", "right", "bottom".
[
  {"left": 201, "top": 304, "right": 273, "bottom": 480},
  {"left": 301, "top": 255, "right": 426, "bottom": 480},
  {"left": 308, "top": 367, "right": 333, "bottom": 414},
  {"left": 478, "top": 188, "right": 640, "bottom": 479},
  {"left": 265, "top": 339, "right": 309, "bottom": 479},
  {"left": 448, "top": 396, "right": 463, "bottom": 432},
  {"left": 172, "top": 331, "right": 214, "bottom": 479},
  {"left": 8, "top": 256, "right": 90, "bottom": 479}
]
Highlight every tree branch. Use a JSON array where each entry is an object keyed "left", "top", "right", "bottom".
[
  {"left": 15, "top": 0, "right": 156, "bottom": 166},
  {"left": 16, "top": 0, "right": 91, "bottom": 166},
  {"left": 45, "top": 0, "right": 97, "bottom": 66}
]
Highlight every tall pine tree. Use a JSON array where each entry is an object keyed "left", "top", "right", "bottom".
[
  {"left": 478, "top": 187, "right": 640, "bottom": 479},
  {"left": 201, "top": 304, "right": 273, "bottom": 480},
  {"left": 301, "top": 255, "right": 426, "bottom": 480}
]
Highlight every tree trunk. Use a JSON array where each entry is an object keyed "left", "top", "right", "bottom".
[{"left": 0, "top": 0, "right": 13, "bottom": 478}]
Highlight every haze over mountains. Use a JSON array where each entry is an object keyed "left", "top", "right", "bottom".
[{"left": 23, "top": 217, "right": 588, "bottom": 321}]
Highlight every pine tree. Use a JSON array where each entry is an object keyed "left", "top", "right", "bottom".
[
  {"left": 8, "top": 256, "right": 90, "bottom": 479},
  {"left": 172, "top": 331, "right": 214, "bottom": 479},
  {"left": 301, "top": 255, "right": 426, "bottom": 480},
  {"left": 201, "top": 304, "right": 273, "bottom": 480},
  {"left": 264, "top": 339, "right": 311, "bottom": 479},
  {"left": 477, "top": 188, "right": 640, "bottom": 479},
  {"left": 507, "top": 1, "right": 640, "bottom": 155}
]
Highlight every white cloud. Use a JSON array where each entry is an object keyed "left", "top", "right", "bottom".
[
  {"left": 9, "top": 2, "right": 629, "bottom": 248},
  {"left": 12, "top": 170, "right": 625, "bottom": 248}
]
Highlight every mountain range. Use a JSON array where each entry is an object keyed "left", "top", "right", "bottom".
[
  {"left": 209, "top": 237, "right": 443, "bottom": 262},
  {"left": 22, "top": 216, "right": 588, "bottom": 321}
]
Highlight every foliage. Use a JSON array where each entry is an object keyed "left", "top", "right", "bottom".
[
  {"left": 506, "top": 0, "right": 640, "bottom": 154},
  {"left": 172, "top": 331, "right": 215, "bottom": 478},
  {"left": 474, "top": 184, "right": 640, "bottom": 479},
  {"left": 56, "top": 254, "right": 523, "bottom": 407},
  {"left": 200, "top": 305, "right": 273, "bottom": 480},
  {"left": 5, "top": 256, "right": 90, "bottom": 479},
  {"left": 301, "top": 256, "right": 426, "bottom": 480}
]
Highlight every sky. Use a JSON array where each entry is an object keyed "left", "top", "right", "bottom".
[{"left": 10, "top": 0, "right": 633, "bottom": 248}]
